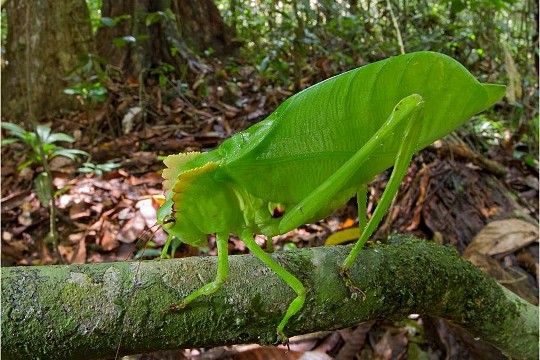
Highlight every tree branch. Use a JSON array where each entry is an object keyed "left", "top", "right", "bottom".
[{"left": 2, "top": 238, "right": 538, "bottom": 360}]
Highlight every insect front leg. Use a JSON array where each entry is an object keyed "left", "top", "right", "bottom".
[
  {"left": 240, "top": 230, "right": 306, "bottom": 343},
  {"left": 169, "top": 232, "right": 229, "bottom": 311}
]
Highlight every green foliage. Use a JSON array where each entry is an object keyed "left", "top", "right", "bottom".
[
  {"left": 150, "top": 62, "right": 176, "bottom": 88},
  {"left": 1, "top": 8, "right": 7, "bottom": 49},
  {"left": 145, "top": 9, "right": 175, "bottom": 26},
  {"left": 64, "top": 82, "right": 107, "bottom": 103},
  {"left": 64, "top": 54, "right": 108, "bottom": 105},
  {"left": 34, "top": 172, "right": 53, "bottom": 207},
  {"left": 1, "top": 123, "right": 88, "bottom": 170},
  {"left": 85, "top": 0, "right": 103, "bottom": 33},
  {"left": 78, "top": 160, "right": 121, "bottom": 177},
  {"left": 1, "top": 122, "right": 87, "bottom": 209},
  {"left": 100, "top": 14, "right": 131, "bottom": 28}
]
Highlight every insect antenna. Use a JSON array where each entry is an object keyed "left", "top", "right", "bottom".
[{"left": 114, "top": 222, "right": 162, "bottom": 360}]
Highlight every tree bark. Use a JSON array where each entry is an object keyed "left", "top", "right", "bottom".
[
  {"left": 2, "top": 238, "right": 537, "bottom": 360},
  {"left": 1, "top": 0, "right": 93, "bottom": 120},
  {"left": 96, "top": 0, "right": 238, "bottom": 80}
]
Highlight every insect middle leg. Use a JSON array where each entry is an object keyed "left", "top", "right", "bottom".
[
  {"left": 240, "top": 230, "right": 306, "bottom": 343},
  {"left": 169, "top": 232, "right": 229, "bottom": 311}
]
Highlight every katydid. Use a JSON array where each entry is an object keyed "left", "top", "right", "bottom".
[{"left": 157, "top": 51, "right": 505, "bottom": 341}]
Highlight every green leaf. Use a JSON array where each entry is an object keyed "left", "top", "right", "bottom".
[
  {"left": 54, "top": 185, "right": 71, "bottom": 198},
  {"left": 77, "top": 167, "right": 95, "bottom": 173},
  {"left": 145, "top": 12, "right": 163, "bottom": 26},
  {"left": 63, "top": 88, "right": 81, "bottom": 95},
  {"left": 258, "top": 56, "right": 270, "bottom": 72},
  {"left": 35, "top": 172, "right": 53, "bottom": 207},
  {"left": 0, "top": 138, "right": 19, "bottom": 146},
  {"left": 112, "top": 35, "right": 136, "bottom": 48},
  {"left": 100, "top": 17, "right": 116, "bottom": 27},
  {"left": 88, "top": 85, "right": 108, "bottom": 102},
  {"left": 81, "top": 162, "right": 97, "bottom": 169},
  {"left": 41, "top": 143, "right": 57, "bottom": 155},
  {"left": 1, "top": 122, "right": 28, "bottom": 139},
  {"left": 36, "top": 126, "right": 52, "bottom": 143},
  {"left": 47, "top": 133, "right": 75, "bottom": 143},
  {"left": 17, "top": 159, "right": 34, "bottom": 171},
  {"left": 51, "top": 148, "right": 88, "bottom": 161},
  {"left": 99, "top": 162, "right": 121, "bottom": 171}
]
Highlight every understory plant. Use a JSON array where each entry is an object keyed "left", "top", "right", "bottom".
[{"left": 1, "top": 122, "right": 88, "bottom": 260}]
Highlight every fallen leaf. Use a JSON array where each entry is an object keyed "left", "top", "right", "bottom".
[
  {"left": 464, "top": 219, "right": 538, "bottom": 257},
  {"left": 71, "top": 238, "right": 87, "bottom": 264},
  {"left": 325, "top": 228, "right": 360, "bottom": 246},
  {"left": 69, "top": 201, "right": 91, "bottom": 219},
  {"left": 99, "top": 220, "right": 119, "bottom": 251},
  {"left": 117, "top": 213, "right": 147, "bottom": 244}
]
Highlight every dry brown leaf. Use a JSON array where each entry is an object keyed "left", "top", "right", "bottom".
[
  {"left": 464, "top": 219, "right": 539, "bottom": 304},
  {"left": 117, "top": 213, "right": 146, "bottom": 244},
  {"left": 69, "top": 201, "right": 92, "bottom": 219},
  {"left": 370, "top": 326, "right": 408, "bottom": 360},
  {"left": 71, "top": 238, "right": 87, "bottom": 264},
  {"left": 99, "top": 219, "right": 119, "bottom": 251},
  {"left": 464, "top": 219, "right": 538, "bottom": 258},
  {"left": 230, "top": 346, "right": 332, "bottom": 360}
]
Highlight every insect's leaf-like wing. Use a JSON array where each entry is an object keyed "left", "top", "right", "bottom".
[{"left": 220, "top": 52, "right": 505, "bottom": 207}]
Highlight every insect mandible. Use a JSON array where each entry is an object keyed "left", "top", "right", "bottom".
[{"left": 157, "top": 51, "right": 506, "bottom": 341}]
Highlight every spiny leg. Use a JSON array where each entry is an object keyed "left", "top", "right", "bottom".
[
  {"left": 340, "top": 101, "right": 424, "bottom": 288},
  {"left": 240, "top": 230, "right": 306, "bottom": 343},
  {"left": 273, "top": 94, "right": 424, "bottom": 295},
  {"left": 169, "top": 232, "right": 229, "bottom": 311}
]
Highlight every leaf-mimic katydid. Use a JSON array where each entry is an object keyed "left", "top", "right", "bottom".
[{"left": 157, "top": 51, "right": 505, "bottom": 341}]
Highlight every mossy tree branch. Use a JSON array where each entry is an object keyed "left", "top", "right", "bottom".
[{"left": 2, "top": 238, "right": 538, "bottom": 360}]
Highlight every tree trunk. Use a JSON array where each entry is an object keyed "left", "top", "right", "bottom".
[
  {"left": 96, "top": 0, "right": 239, "bottom": 80},
  {"left": 2, "top": 239, "right": 537, "bottom": 360},
  {"left": 1, "top": 0, "right": 93, "bottom": 120}
]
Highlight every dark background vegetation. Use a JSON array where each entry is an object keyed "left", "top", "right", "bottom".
[{"left": 1, "top": 0, "right": 538, "bottom": 359}]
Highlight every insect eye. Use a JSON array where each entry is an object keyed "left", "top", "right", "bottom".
[
  {"left": 272, "top": 207, "right": 285, "bottom": 218},
  {"left": 268, "top": 202, "right": 286, "bottom": 218},
  {"left": 162, "top": 215, "right": 176, "bottom": 229}
]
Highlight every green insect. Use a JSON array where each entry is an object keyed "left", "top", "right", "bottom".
[{"left": 157, "top": 51, "right": 505, "bottom": 341}]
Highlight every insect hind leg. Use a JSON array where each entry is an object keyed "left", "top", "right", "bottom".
[{"left": 340, "top": 96, "right": 425, "bottom": 291}]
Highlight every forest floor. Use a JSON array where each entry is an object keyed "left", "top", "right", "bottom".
[{"left": 1, "top": 63, "right": 538, "bottom": 359}]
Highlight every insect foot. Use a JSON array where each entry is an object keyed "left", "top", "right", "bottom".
[
  {"left": 277, "top": 331, "right": 289, "bottom": 346},
  {"left": 340, "top": 268, "right": 367, "bottom": 301},
  {"left": 276, "top": 333, "right": 291, "bottom": 351}
]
